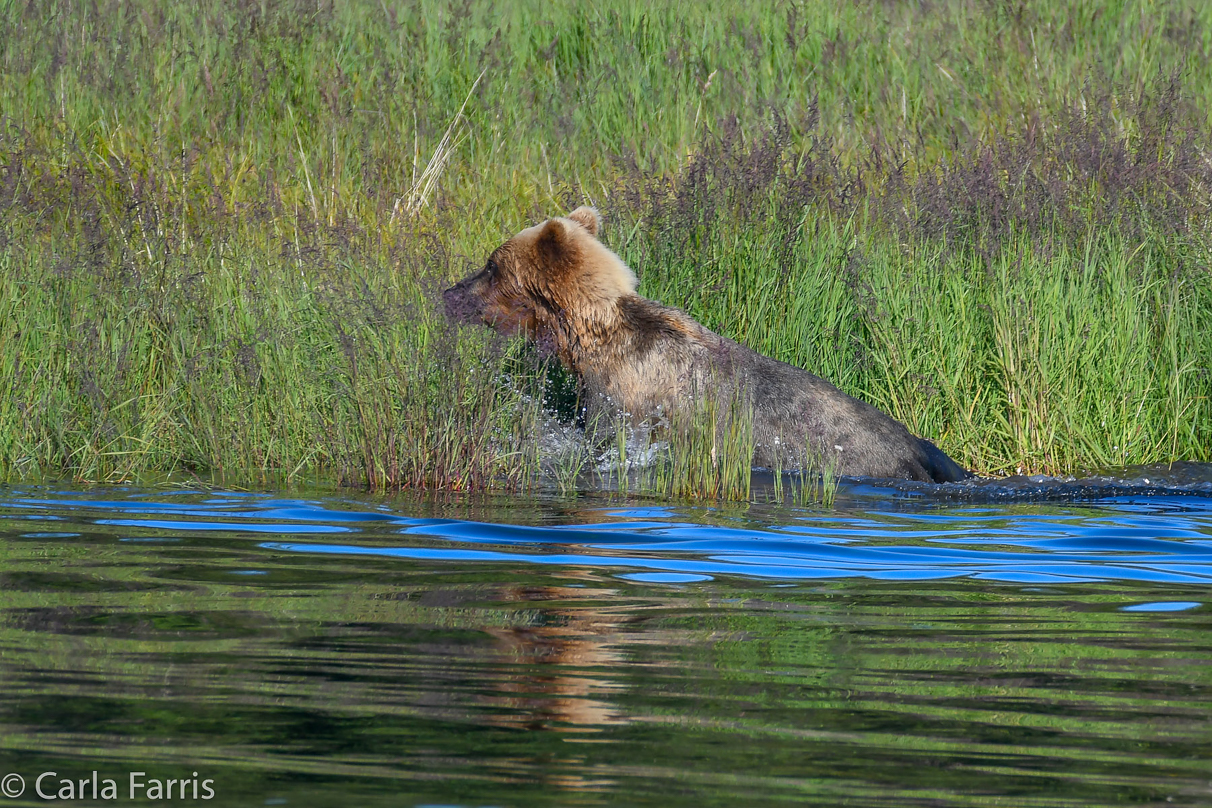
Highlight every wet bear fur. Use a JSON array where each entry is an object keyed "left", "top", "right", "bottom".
[{"left": 443, "top": 207, "right": 970, "bottom": 483}]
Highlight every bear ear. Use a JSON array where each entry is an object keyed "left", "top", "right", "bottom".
[
  {"left": 566, "top": 206, "right": 601, "bottom": 237},
  {"left": 535, "top": 217, "right": 573, "bottom": 266}
]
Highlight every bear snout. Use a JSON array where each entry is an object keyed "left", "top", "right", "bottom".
[{"left": 442, "top": 280, "right": 482, "bottom": 324}]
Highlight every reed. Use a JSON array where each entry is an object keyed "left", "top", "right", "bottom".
[
  {"left": 639, "top": 390, "right": 755, "bottom": 502},
  {"left": 767, "top": 437, "right": 840, "bottom": 508}
]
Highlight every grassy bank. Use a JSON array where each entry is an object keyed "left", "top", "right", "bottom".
[{"left": 1, "top": 0, "right": 1210, "bottom": 492}]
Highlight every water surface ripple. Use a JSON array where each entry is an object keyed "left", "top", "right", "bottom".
[{"left": 0, "top": 477, "right": 1210, "bottom": 806}]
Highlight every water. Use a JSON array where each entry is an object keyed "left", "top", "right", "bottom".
[{"left": 1, "top": 468, "right": 1211, "bottom": 807}]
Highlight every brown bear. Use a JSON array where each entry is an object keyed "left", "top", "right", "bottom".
[{"left": 443, "top": 207, "right": 970, "bottom": 483}]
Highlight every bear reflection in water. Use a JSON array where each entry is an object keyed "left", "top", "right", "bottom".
[
  {"left": 443, "top": 207, "right": 970, "bottom": 483},
  {"left": 482, "top": 580, "right": 628, "bottom": 733}
]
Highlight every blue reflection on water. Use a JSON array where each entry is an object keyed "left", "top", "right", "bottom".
[
  {"left": 1121, "top": 601, "right": 1203, "bottom": 612},
  {"left": 3, "top": 482, "right": 1212, "bottom": 585},
  {"left": 619, "top": 572, "right": 713, "bottom": 583}
]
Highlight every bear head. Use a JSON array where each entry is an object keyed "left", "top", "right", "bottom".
[{"left": 442, "top": 207, "right": 638, "bottom": 350}]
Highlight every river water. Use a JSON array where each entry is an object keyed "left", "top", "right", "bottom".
[{"left": 1, "top": 467, "right": 1210, "bottom": 806}]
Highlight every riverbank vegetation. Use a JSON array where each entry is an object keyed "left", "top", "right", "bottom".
[{"left": 1, "top": 0, "right": 1209, "bottom": 494}]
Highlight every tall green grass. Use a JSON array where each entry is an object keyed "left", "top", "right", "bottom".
[
  {"left": 0, "top": 223, "right": 545, "bottom": 487},
  {"left": 1, "top": 0, "right": 1210, "bottom": 495}
]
